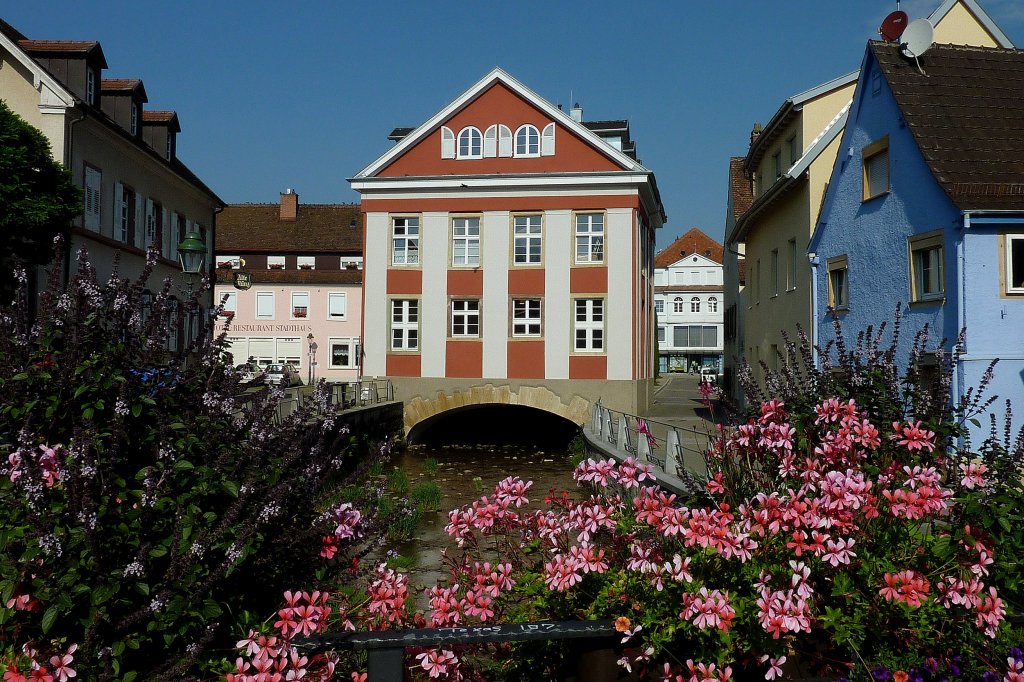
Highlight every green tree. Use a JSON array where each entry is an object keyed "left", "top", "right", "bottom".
[{"left": 0, "top": 99, "right": 81, "bottom": 298}]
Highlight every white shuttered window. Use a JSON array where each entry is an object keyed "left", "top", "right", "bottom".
[{"left": 84, "top": 166, "right": 101, "bottom": 232}]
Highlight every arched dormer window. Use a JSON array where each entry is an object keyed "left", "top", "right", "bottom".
[
  {"left": 457, "top": 127, "right": 483, "bottom": 159},
  {"left": 673, "top": 297, "right": 685, "bottom": 313},
  {"left": 515, "top": 124, "right": 540, "bottom": 157},
  {"left": 691, "top": 296, "right": 701, "bottom": 313}
]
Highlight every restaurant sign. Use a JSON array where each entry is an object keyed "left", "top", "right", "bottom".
[{"left": 233, "top": 272, "right": 252, "bottom": 290}]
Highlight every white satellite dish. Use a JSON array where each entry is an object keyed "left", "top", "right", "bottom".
[{"left": 901, "top": 18, "right": 934, "bottom": 58}]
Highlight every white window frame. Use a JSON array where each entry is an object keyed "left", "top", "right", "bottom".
[
  {"left": 771, "top": 248, "right": 779, "bottom": 297},
  {"left": 690, "top": 297, "right": 701, "bottom": 313},
  {"left": 392, "top": 216, "right": 420, "bottom": 266},
  {"left": 673, "top": 297, "right": 685, "bottom": 313},
  {"left": 514, "top": 124, "right": 540, "bottom": 157},
  {"left": 340, "top": 256, "right": 364, "bottom": 270},
  {"left": 573, "top": 297, "right": 605, "bottom": 353},
  {"left": 787, "top": 238, "right": 798, "bottom": 291},
  {"left": 511, "top": 298, "right": 542, "bottom": 337},
  {"left": 574, "top": 213, "right": 605, "bottom": 264},
  {"left": 657, "top": 326, "right": 666, "bottom": 343},
  {"left": 654, "top": 299, "right": 664, "bottom": 314},
  {"left": 1006, "top": 234, "right": 1024, "bottom": 295},
  {"left": 512, "top": 214, "right": 542, "bottom": 265},
  {"left": 328, "top": 292, "right": 347, "bottom": 320},
  {"left": 267, "top": 255, "right": 285, "bottom": 270},
  {"left": 451, "top": 299, "right": 481, "bottom": 338},
  {"left": 708, "top": 296, "right": 718, "bottom": 313},
  {"left": 909, "top": 232, "right": 944, "bottom": 303},
  {"left": 219, "top": 291, "right": 237, "bottom": 317},
  {"left": 86, "top": 68, "right": 96, "bottom": 105},
  {"left": 390, "top": 299, "right": 419, "bottom": 352},
  {"left": 217, "top": 255, "right": 242, "bottom": 270},
  {"left": 256, "top": 291, "right": 275, "bottom": 319},
  {"left": 451, "top": 217, "right": 481, "bottom": 267},
  {"left": 291, "top": 291, "right": 310, "bottom": 320},
  {"left": 297, "top": 256, "right": 316, "bottom": 270},
  {"left": 457, "top": 126, "right": 483, "bottom": 159},
  {"left": 328, "top": 338, "right": 360, "bottom": 369}
]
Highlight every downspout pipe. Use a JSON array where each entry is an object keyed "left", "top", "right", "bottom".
[
  {"left": 955, "top": 213, "right": 969, "bottom": 420},
  {"left": 808, "top": 252, "right": 820, "bottom": 369},
  {"left": 63, "top": 104, "right": 88, "bottom": 286}
]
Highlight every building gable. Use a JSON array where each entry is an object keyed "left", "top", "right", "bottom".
[{"left": 357, "top": 68, "right": 644, "bottom": 179}]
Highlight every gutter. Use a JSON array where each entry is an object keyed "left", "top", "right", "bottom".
[
  {"left": 808, "top": 252, "right": 820, "bottom": 369},
  {"left": 63, "top": 104, "right": 88, "bottom": 285}
]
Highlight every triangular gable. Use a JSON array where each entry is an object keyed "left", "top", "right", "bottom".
[
  {"left": 928, "top": 0, "right": 1014, "bottom": 48},
  {"left": 656, "top": 228, "right": 724, "bottom": 268},
  {"left": 666, "top": 252, "right": 720, "bottom": 269},
  {"left": 0, "top": 30, "right": 76, "bottom": 109},
  {"left": 355, "top": 67, "right": 646, "bottom": 178}
]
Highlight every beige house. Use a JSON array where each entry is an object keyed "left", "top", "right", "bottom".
[
  {"left": 723, "top": 0, "right": 1013, "bottom": 398},
  {"left": 0, "top": 20, "right": 222, "bottom": 340}
]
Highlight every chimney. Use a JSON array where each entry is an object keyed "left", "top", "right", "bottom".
[
  {"left": 750, "top": 122, "right": 763, "bottom": 148},
  {"left": 570, "top": 102, "right": 583, "bottom": 123},
  {"left": 280, "top": 188, "right": 298, "bottom": 222}
]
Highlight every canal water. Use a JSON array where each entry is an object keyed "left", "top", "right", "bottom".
[{"left": 389, "top": 443, "right": 579, "bottom": 597}]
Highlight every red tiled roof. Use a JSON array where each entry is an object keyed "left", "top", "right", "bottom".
[
  {"left": 873, "top": 41, "right": 1024, "bottom": 211},
  {"left": 655, "top": 227, "right": 724, "bottom": 268},
  {"left": 729, "top": 157, "right": 753, "bottom": 221},
  {"left": 217, "top": 203, "right": 363, "bottom": 254},
  {"left": 19, "top": 39, "right": 96, "bottom": 52},
  {"left": 143, "top": 110, "right": 176, "bottom": 122}
]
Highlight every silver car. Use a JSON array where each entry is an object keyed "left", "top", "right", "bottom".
[{"left": 264, "top": 363, "right": 300, "bottom": 386}]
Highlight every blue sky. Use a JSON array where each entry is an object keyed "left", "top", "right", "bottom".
[{"left": 5, "top": 1, "right": 1023, "bottom": 249}]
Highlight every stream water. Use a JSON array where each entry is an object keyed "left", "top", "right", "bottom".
[{"left": 388, "top": 443, "right": 579, "bottom": 598}]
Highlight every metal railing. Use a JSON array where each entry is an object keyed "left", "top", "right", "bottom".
[
  {"left": 237, "top": 379, "right": 395, "bottom": 425},
  {"left": 296, "top": 620, "right": 617, "bottom": 680},
  {"left": 586, "top": 401, "right": 712, "bottom": 484}
]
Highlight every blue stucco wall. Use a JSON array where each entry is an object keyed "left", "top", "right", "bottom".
[{"left": 810, "top": 50, "right": 1024, "bottom": 444}]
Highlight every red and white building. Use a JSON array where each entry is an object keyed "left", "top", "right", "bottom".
[{"left": 350, "top": 68, "right": 665, "bottom": 432}]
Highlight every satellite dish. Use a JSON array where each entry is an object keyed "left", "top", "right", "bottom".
[
  {"left": 879, "top": 10, "right": 909, "bottom": 41},
  {"left": 901, "top": 18, "right": 934, "bottom": 58}
]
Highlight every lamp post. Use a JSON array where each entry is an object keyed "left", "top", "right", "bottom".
[
  {"left": 307, "top": 333, "right": 317, "bottom": 384},
  {"left": 177, "top": 230, "right": 206, "bottom": 343}
]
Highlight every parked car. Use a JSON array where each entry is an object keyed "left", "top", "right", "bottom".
[
  {"left": 264, "top": 363, "right": 300, "bottom": 386},
  {"left": 235, "top": 363, "right": 262, "bottom": 385}
]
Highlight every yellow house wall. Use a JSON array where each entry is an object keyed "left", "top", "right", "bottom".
[
  {"left": 800, "top": 82, "right": 856, "bottom": 149},
  {"left": 0, "top": 47, "right": 68, "bottom": 158},
  {"left": 933, "top": 2, "right": 1000, "bottom": 47},
  {"left": 743, "top": 184, "right": 810, "bottom": 379}
]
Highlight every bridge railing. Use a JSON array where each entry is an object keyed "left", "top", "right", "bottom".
[
  {"left": 296, "top": 619, "right": 617, "bottom": 681},
  {"left": 586, "top": 401, "right": 712, "bottom": 485}
]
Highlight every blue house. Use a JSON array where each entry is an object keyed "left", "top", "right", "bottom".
[{"left": 809, "top": 40, "right": 1024, "bottom": 442}]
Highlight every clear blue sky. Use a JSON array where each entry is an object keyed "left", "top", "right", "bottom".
[{"left": 5, "top": 1, "right": 1023, "bottom": 249}]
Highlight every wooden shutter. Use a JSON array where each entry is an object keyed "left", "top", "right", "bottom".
[
  {"left": 134, "top": 193, "right": 144, "bottom": 249},
  {"left": 498, "top": 125, "right": 512, "bottom": 157},
  {"left": 84, "top": 167, "right": 101, "bottom": 231},
  {"left": 145, "top": 199, "right": 156, "bottom": 247},
  {"left": 113, "top": 181, "right": 124, "bottom": 241},
  {"left": 440, "top": 126, "right": 455, "bottom": 159},
  {"left": 541, "top": 123, "right": 556, "bottom": 156},
  {"left": 161, "top": 208, "right": 171, "bottom": 258},
  {"left": 483, "top": 125, "right": 497, "bottom": 157}
]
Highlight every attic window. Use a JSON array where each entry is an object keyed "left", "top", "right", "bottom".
[
  {"left": 86, "top": 68, "right": 96, "bottom": 105},
  {"left": 297, "top": 256, "right": 315, "bottom": 270},
  {"left": 863, "top": 136, "right": 890, "bottom": 201},
  {"left": 457, "top": 127, "right": 483, "bottom": 159},
  {"left": 704, "top": 249, "right": 711, "bottom": 257}
]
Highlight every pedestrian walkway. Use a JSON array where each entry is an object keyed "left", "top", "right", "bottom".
[{"left": 639, "top": 373, "right": 720, "bottom": 477}]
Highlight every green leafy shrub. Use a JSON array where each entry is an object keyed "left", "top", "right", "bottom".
[{"left": 0, "top": 243, "right": 396, "bottom": 680}]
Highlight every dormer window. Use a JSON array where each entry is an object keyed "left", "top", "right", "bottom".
[
  {"left": 166, "top": 133, "right": 172, "bottom": 161},
  {"left": 514, "top": 125, "right": 540, "bottom": 157},
  {"left": 131, "top": 104, "right": 138, "bottom": 136},
  {"left": 457, "top": 127, "right": 482, "bottom": 159}
]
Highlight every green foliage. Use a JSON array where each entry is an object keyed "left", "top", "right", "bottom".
[
  {"left": 0, "top": 244, "right": 395, "bottom": 680},
  {"left": 410, "top": 480, "right": 442, "bottom": 512},
  {"left": 0, "top": 100, "right": 82, "bottom": 298}
]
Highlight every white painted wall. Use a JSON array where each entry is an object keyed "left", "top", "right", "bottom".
[
  {"left": 544, "top": 210, "right": 571, "bottom": 379},
  {"left": 482, "top": 211, "right": 510, "bottom": 378},
  {"left": 607, "top": 208, "right": 633, "bottom": 380},
  {"left": 363, "top": 212, "right": 389, "bottom": 376},
  {"left": 420, "top": 212, "right": 449, "bottom": 377}
]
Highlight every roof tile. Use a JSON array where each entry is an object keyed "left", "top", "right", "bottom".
[
  {"left": 655, "top": 228, "right": 724, "bottom": 268},
  {"left": 217, "top": 204, "right": 363, "bottom": 254},
  {"left": 872, "top": 41, "right": 1024, "bottom": 210}
]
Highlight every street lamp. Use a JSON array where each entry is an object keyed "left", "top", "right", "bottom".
[
  {"left": 307, "top": 333, "right": 318, "bottom": 384},
  {"left": 177, "top": 230, "right": 206, "bottom": 342}
]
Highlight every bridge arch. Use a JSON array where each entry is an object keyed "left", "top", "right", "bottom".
[{"left": 402, "top": 383, "right": 590, "bottom": 437}]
